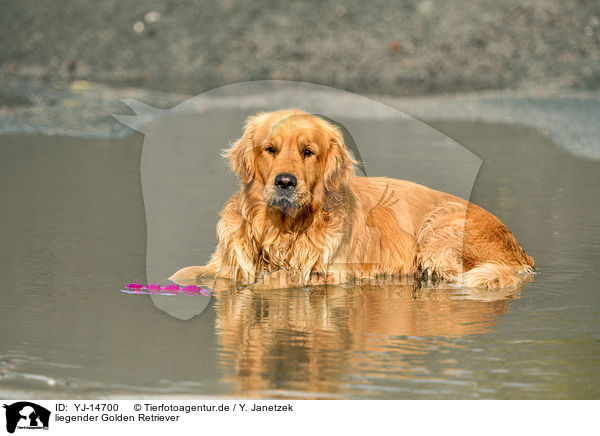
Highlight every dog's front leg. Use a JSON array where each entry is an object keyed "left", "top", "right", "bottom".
[
  {"left": 169, "top": 264, "right": 217, "bottom": 284},
  {"left": 309, "top": 264, "right": 350, "bottom": 286}
]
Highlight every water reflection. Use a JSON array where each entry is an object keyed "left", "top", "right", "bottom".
[
  {"left": 211, "top": 279, "right": 524, "bottom": 397},
  {"left": 2, "top": 119, "right": 598, "bottom": 399}
]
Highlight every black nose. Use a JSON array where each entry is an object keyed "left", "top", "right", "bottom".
[{"left": 274, "top": 173, "right": 297, "bottom": 190}]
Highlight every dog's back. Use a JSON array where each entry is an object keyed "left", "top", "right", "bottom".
[{"left": 351, "top": 176, "right": 534, "bottom": 287}]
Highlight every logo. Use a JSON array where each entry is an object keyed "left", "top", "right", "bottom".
[{"left": 2, "top": 402, "right": 50, "bottom": 434}]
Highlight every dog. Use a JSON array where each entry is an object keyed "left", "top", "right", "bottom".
[{"left": 170, "top": 109, "right": 534, "bottom": 288}]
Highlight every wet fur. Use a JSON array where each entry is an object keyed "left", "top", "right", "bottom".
[{"left": 170, "top": 110, "right": 534, "bottom": 288}]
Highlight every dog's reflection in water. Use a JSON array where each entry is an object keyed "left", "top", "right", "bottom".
[{"left": 202, "top": 278, "right": 526, "bottom": 397}]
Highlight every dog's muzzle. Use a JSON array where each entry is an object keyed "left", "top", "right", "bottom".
[
  {"left": 268, "top": 189, "right": 299, "bottom": 211},
  {"left": 269, "top": 173, "right": 300, "bottom": 212}
]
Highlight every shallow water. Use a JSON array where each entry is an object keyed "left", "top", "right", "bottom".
[{"left": 0, "top": 120, "right": 598, "bottom": 399}]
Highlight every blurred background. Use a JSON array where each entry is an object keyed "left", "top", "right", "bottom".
[{"left": 1, "top": 0, "right": 599, "bottom": 96}]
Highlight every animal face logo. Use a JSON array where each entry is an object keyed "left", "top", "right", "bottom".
[{"left": 3, "top": 402, "right": 50, "bottom": 433}]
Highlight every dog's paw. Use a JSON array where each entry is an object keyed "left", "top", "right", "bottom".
[{"left": 168, "top": 265, "right": 215, "bottom": 285}]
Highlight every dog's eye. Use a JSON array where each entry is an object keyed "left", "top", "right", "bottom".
[
  {"left": 303, "top": 148, "right": 314, "bottom": 157},
  {"left": 265, "top": 145, "right": 276, "bottom": 154}
]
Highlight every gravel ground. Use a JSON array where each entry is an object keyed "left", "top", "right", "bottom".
[
  {"left": 1, "top": 0, "right": 599, "bottom": 95},
  {"left": 383, "top": 91, "right": 600, "bottom": 159},
  {"left": 0, "top": 77, "right": 598, "bottom": 160},
  {"left": 2, "top": 0, "right": 598, "bottom": 156}
]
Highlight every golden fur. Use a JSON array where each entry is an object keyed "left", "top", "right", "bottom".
[
  {"left": 170, "top": 109, "right": 534, "bottom": 288},
  {"left": 211, "top": 280, "right": 523, "bottom": 395}
]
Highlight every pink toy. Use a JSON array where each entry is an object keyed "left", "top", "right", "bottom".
[{"left": 120, "top": 283, "right": 212, "bottom": 296}]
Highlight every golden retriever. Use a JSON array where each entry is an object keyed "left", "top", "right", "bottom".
[{"left": 170, "top": 109, "right": 534, "bottom": 288}]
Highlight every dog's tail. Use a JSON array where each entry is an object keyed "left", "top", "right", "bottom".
[{"left": 459, "top": 261, "right": 534, "bottom": 288}]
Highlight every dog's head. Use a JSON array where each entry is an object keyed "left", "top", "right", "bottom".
[{"left": 224, "top": 110, "right": 355, "bottom": 215}]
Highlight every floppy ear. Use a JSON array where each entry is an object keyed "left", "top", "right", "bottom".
[
  {"left": 222, "top": 115, "right": 260, "bottom": 183},
  {"left": 322, "top": 125, "right": 355, "bottom": 194}
]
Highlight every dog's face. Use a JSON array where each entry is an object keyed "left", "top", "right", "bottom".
[{"left": 224, "top": 110, "right": 354, "bottom": 215}]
